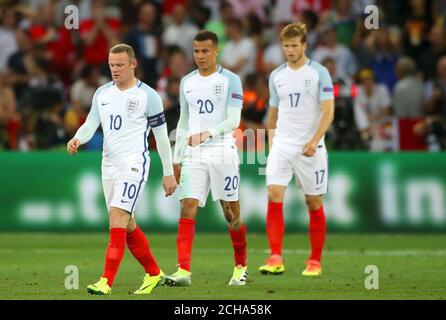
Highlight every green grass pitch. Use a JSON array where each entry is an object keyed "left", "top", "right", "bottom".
[{"left": 0, "top": 232, "right": 445, "bottom": 300}]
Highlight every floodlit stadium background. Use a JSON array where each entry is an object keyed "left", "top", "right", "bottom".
[{"left": 1, "top": 0, "right": 446, "bottom": 233}]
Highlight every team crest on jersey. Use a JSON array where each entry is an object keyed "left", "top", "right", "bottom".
[
  {"left": 126, "top": 99, "right": 139, "bottom": 113},
  {"left": 212, "top": 82, "right": 225, "bottom": 97},
  {"left": 305, "top": 79, "right": 313, "bottom": 88}
]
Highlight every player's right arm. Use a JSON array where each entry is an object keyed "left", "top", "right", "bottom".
[
  {"left": 67, "top": 90, "right": 101, "bottom": 155},
  {"left": 172, "top": 78, "right": 189, "bottom": 183},
  {"left": 267, "top": 72, "right": 279, "bottom": 150},
  {"left": 266, "top": 106, "right": 278, "bottom": 150}
]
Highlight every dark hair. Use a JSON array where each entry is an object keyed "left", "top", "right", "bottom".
[
  {"left": 35, "top": 56, "right": 49, "bottom": 70},
  {"left": 194, "top": 30, "right": 219, "bottom": 46},
  {"left": 165, "top": 45, "right": 185, "bottom": 57},
  {"left": 227, "top": 17, "right": 243, "bottom": 30},
  {"left": 167, "top": 75, "right": 180, "bottom": 86},
  {"left": 245, "top": 73, "right": 257, "bottom": 88},
  {"left": 247, "top": 14, "right": 262, "bottom": 36},
  {"left": 80, "top": 64, "right": 94, "bottom": 79},
  {"left": 220, "top": 1, "right": 231, "bottom": 11},
  {"left": 322, "top": 57, "right": 336, "bottom": 65},
  {"left": 302, "top": 10, "right": 318, "bottom": 30}
]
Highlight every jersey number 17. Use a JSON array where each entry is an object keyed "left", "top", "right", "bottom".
[{"left": 289, "top": 93, "right": 300, "bottom": 108}]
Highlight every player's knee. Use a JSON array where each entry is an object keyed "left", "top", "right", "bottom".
[
  {"left": 222, "top": 201, "right": 240, "bottom": 224},
  {"left": 229, "top": 217, "right": 244, "bottom": 230},
  {"left": 268, "top": 187, "right": 284, "bottom": 203},
  {"left": 305, "top": 197, "right": 322, "bottom": 212},
  {"left": 180, "top": 200, "right": 198, "bottom": 219},
  {"left": 126, "top": 218, "right": 137, "bottom": 233},
  {"left": 109, "top": 207, "right": 131, "bottom": 228}
]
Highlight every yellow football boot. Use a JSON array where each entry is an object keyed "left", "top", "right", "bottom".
[
  {"left": 87, "top": 277, "right": 111, "bottom": 295},
  {"left": 134, "top": 270, "right": 165, "bottom": 294},
  {"left": 258, "top": 255, "right": 285, "bottom": 275},
  {"left": 302, "top": 260, "right": 322, "bottom": 277}
]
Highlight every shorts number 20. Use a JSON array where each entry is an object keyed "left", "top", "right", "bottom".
[{"left": 224, "top": 176, "right": 239, "bottom": 191}]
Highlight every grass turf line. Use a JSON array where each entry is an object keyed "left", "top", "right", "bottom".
[{"left": 0, "top": 233, "right": 445, "bottom": 300}]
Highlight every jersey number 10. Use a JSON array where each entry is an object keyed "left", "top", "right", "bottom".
[{"left": 109, "top": 114, "right": 122, "bottom": 130}]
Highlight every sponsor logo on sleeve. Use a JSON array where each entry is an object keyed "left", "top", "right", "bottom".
[{"left": 232, "top": 93, "right": 243, "bottom": 100}]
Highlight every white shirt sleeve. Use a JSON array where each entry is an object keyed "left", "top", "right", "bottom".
[
  {"left": 173, "top": 78, "right": 189, "bottom": 164},
  {"left": 73, "top": 88, "right": 101, "bottom": 144},
  {"left": 143, "top": 85, "right": 173, "bottom": 176}
]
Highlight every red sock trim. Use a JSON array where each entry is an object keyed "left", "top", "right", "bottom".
[
  {"left": 179, "top": 218, "right": 196, "bottom": 225},
  {"left": 102, "top": 228, "right": 127, "bottom": 287},
  {"left": 308, "top": 206, "right": 326, "bottom": 262},
  {"left": 229, "top": 224, "right": 247, "bottom": 266},
  {"left": 127, "top": 225, "right": 160, "bottom": 276},
  {"left": 267, "top": 201, "right": 284, "bottom": 256},
  {"left": 177, "top": 218, "right": 195, "bottom": 271}
]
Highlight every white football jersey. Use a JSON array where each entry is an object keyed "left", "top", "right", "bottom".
[
  {"left": 180, "top": 65, "right": 243, "bottom": 147},
  {"left": 269, "top": 60, "right": 334, "bottom": 149},
  {"left": 85, "top": 80, "right": 166, "bottom": 180}
]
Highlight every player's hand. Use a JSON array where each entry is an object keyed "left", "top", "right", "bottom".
[
  {"left": 173, "top": 164, "right": 181, "bottom": 184},
  {"left": 162, "top": 175, "right": 177, "bottom": 197},
  {"left": 302, "top": 140, "right": 317, "bottom": 157},
  {"left": 93, "top": 8, "right": 106, "bottom": 25},
  {"left": 67, "top": 138, "right": 80, "bottom": 155},
  {"left": 188, "top": 131, "right": 211, "bottom": 146}
]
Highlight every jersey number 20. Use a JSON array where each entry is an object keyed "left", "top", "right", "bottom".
[{"left": 198, "top": 99, "right": 214, "bottom": 114}]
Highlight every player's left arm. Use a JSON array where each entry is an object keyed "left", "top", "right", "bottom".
[
  {"left": 147, "top": 89, "right": 177, "bottom": 196},
  {"left": 210, "top": 73, "right": 243, "bottom": 136},
  {"left": 188, "top": 72, "right": 243, "bottom": 146},
  {"left": 302, "top": 65, "right": 335, "bottom": 157}
]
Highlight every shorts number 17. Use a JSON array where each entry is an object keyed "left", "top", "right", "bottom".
[{"left": 315, "top": 169, "right": 325, "bottom": 185}]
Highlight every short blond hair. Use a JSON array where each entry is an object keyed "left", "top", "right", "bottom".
[
  {"left": 109, "top": 44, "right": 136, "bottom": 60},
  {"left": 280, "top": 22, "right": 307, "bottom": 43}
]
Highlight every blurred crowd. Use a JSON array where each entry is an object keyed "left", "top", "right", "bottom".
[{"left": 0, "top": 0, "right": 446, "bottom": 152}]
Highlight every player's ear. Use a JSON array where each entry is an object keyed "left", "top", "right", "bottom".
[{"left": 130, "top": 57, "right": 137, "bottom": 70}]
